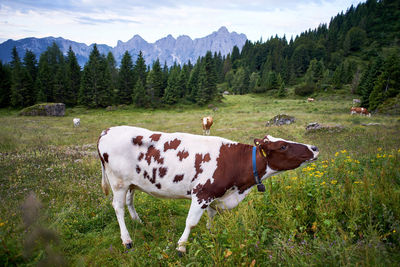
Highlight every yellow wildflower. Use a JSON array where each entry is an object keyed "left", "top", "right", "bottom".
[
  {"left": 382, "top": 154, "right": 386, "bottom": 158},
  {"left": 354, "top": 181, "right": 363, "bottom": 184},
  {"left": 388, "top": 155, "right": 393, "bottom": 158},
  {"left": 394, "top": 230, "right": 397, "bottom": 233},
  {"left": 341, "top": 149, "right": 347, "bottom": 154},
  {"left": 0, "top": 222, "right": 5, "bottom": 227},
  {"left": 331, "top": 180, "right": 338, "bottom": 185},
  {"left": 286, "top": 185, "right": 292, "bottom": 189},
  {"left": 291, "top": 177, "right": 297, "bottom": 181},
  {"left": 354, "top": 160, "right": 360, "bottom": 164},
  {"left": 322, "top": 165, "right": 328, "bottom": 168},
  {"left": 377, "top": 154, "right": 382, "bottom": 158},
  {"left": 335, "top": 152, "right": 339, "bottom": 157},
  {"left": 320, "top": 181, "right": 326, "bottom": 186},
  {"left": 377, "top": 147, "right": 382, "bottom": 151}
]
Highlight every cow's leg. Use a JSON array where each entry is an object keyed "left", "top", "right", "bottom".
[
  {"left": 206, "top": 206, "right": 217, "bottom": 229},
  {"left": 177, "top": 200, "right": 206, "bottom": 253},
  {"left": 126, "top": 188, "right": 142, "bottom": 223},
  {"left": 112, "top": 189, "right": 133, "bottom": 249}
]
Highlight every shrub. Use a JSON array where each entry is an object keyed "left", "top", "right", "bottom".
[{"left": 294, "top": 84, "right": 314, "bottom": 96}]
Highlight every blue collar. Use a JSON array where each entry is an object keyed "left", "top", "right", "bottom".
[{"left": 252, "top": 146, "right": 266, "bottom": 192}]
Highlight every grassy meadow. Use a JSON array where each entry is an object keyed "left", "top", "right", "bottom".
[{"left": 0, "top": 94, "right": 399, "bottom": 266}]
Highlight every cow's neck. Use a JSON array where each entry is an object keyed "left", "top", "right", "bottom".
[{"left": 234, "top": 144, "right": 269, "bottom": 194}]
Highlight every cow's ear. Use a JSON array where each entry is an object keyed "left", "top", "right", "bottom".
[{"left": 254, "top": 138, "right": 262, "bottom": 146}]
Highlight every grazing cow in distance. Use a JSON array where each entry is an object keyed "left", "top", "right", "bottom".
[
  {"left": 73, "top": 118, "right": 80, "bottom": 127},
  {"left": 202, "top": 116, "right": 213, "bottom": 135},
  {"left": 97, "top": 126, "right": 319, "bottom": 253},
  {"left": 350, "top": 107, "right": 371, "bottom": 117},
  {"left": 307, "top": 98, "right": 315, "bottom": 102}
]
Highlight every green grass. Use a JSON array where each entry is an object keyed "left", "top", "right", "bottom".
[{"left": 0, "top": 94, "right": 399, "bottom": 266}]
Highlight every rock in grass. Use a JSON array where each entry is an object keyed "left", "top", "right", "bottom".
[
  {"left": 19, "top": 103, "right": 65, "bottom": 116},
  {"left": 306, "top": 122, "right": 345, "bottom": 133},
  {"left": 266, "top": 114, "right": 295, "bottom": 127}
]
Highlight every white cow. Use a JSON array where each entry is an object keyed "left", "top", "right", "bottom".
[
  {"left": 73, "top": 118, "right": 80, "bottom": 127},
  {"left": 97, "top": 126, "right": 319, "bottom": 253}
]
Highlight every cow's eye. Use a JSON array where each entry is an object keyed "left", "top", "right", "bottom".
[{"left": 280, "top": 145, "right": 287, "bottom": 150}]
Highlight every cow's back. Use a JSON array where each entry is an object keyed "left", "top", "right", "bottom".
[{"left": 98, "top": 126, "right": 235, "bottom": 198}]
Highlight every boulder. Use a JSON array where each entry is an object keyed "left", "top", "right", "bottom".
[
  {"left": 19, "top": 103, "right": 65, "bottom": 116},
  {"left": 306, "top": 122, "right": 345, "bottom": 133},
  {"left": 266, "top": 114, "right": 295, "bottom": 127}
]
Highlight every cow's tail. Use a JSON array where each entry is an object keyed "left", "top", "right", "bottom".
[{"left": 101, "top": 162, "right": 111, "bottom": 195}]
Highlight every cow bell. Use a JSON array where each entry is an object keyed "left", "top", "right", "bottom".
[{"left": 257, "top": 184, "right": 266, "bottom": 192}]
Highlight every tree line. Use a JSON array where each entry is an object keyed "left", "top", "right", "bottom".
[{"left": 0, "top": 0, "right": 399, "bottom": 111}]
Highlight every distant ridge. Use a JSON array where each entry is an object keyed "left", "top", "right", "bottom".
[{"left": 0, "top": 27, "right": 247, "bottom": 66}]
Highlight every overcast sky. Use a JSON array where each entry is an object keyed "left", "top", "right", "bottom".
[{"left": 0, "top": 0, "right": 364, "bottom": 46}]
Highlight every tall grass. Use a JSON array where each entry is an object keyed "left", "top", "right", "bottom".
[{"left": 0, "top": 94, "right": 399, "bottom": 266}]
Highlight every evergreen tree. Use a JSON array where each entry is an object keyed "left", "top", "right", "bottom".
[
  {"left": 146, "top": 59, "right": 164, "bottom": 106},
  {"left": 22, "top": 50, "right": 37, "bottom": 106},
  {"left": 0, "top": 61, "right": 11, "bottom": 107},
  {"left": 132, "top": 78, "right": 148, "bottom": 107},
  {"left": 231, "top": 46, "right": 240, "bottom": 69},
  {"left": 65, "top": 46, "right": 81, "bottom": 106},
  {"left": 358, "top": 57, "right": 382, "bottom": 108},
  {"left": 10, "top": 47, "right": 26, "bottom": 107},
  {"left": 163, "top": 67, "right": 180, "bottom": 105},
  {"left": 178, "top": 64, "right": 190, "bottom": 98},
  {"left": 187, "top": 61, "right": 200, "bottom": 102},
  {"left": 369, "top": 50, "right": 400, "bottom": 111},
  {"left": 277, "top": 80, "right": 287, "bottom": 97},
  {"left": 196, "top": 51, "right": 217, "bottom": 105},
  {"left": 118, "top": 51, "right": 134, "bottom": 104},
  {"left": 79, "top": 44, "right": 112, "bottom": 107},
  {"left": 106, "top": 52, "right": 118, "bottom": 105},
  {"left": 134, "top": 51, "right": 147, "bottom": 89}
]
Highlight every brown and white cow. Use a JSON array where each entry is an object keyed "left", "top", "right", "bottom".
[
  {"left": 202, "top": 116, "right": 213, "bottom": 135},
  {"left": 350, "top": 107, "right": 371, "bottom": 117},
  {"left": 97, "top": 126, "right": 319, "bottom": 253}
]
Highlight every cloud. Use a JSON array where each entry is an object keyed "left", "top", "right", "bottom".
[{"left": 0, "top": 0, "right": 365, "bottom": 46}]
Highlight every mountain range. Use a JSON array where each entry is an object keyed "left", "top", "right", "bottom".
[{"left": 0, "top": 26, "right": 247, "bottom": 67}]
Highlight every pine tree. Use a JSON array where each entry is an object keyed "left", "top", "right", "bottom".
[
  {"left": 163, "top": 67, "right": 180, "bottom": 105},
  {"left": 22, "top": 50, "right": 37, "bottom": 106},
  {"left": 134, "top": 51, "right": 147, "bottom": 89},
  {"left": 369, "top": 50, "right": 400, "bottom": 111},
  {"left": 132, "top": 78, "right": 149, "bottom": 107},
  {"left": 118, "top": 51, "right": 134, "bottom": 104},
  {"left": 10, "top": 47, "right": 25, "bottom": 107},
  {"left": 196, "top": 51, "right": 217, "bottom": 105},
  {"left": 0, "top": 61, "right": 11, "bottom": 107},
  {"left": 106, "top": 52, "right": 118, "bottom": 105},
  {"left": 146, "top": 59, "right": 164, "bottom": 107},
  {"left": 277, "top": 80, "right": 287, "bottom": 97},
  {"left": 79, "top": 44, "right": 112, "bottom": 107},
  {"left": 65, "top": 46, "right": 81, "bottom": 106}
]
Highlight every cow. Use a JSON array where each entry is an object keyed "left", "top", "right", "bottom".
[
  {"left": 73, "top": 118, "right": 80, "bottom": 127},
  {"left": 97, "top": 126, "right": 319, "bottom": 254},
  {"left": 350, "top": 107, "right": 371, "bottom": 117},
  {"left": 307, "top": 98, "right": 315, "bottom": 102},
  {"left": 202, "top": 116, "right": 213, "bottom": 135}
]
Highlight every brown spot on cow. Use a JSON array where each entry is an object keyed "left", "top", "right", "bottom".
[
  {"left": 192, "top": 153, "right": 211, "bottom": 182},
  {"left": 193, "top": 144, "right": 264, "bottom": 204},
  {"left": 103, "top": 153, "right": 109, "bottom": 163},
  {"left": 186, "top": 190, "right": 191, "bottom": 195},
  {"left": 150, "top": 133, "right": 162, "bottom": 142},
  {"left": 132, "top": 136, "right": 143, "bottom": 146},
  {"left": 155, "top": 183, "right": 161, "bottom": 189},
  {"left": 201, "top": 204, "right": 208, "bottom": 209},
  {"left": 138, "top": 152, "right": 144, "bottom": 161},
  {"left": 145, "top": 146, "right": 164, "bottom": 165},
  {"left": 173, "top": 174, "right": 184, "bottom": 183},
  {"left": 143, "top": 168, "right": 158, "bottom": 184},
  {"left": 136, "top": 165, "right": 141, "bottom": 174},
  {"left": 164, "top": 138, "right": 181, "bottom": 152},
  {"left": 159, "top": 167, "right": 168, "bottom": 178},
  {"left": 177, "top": 150, "right": 189, "bottom": 161}
]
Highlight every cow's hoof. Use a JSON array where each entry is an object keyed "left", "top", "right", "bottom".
[
  {"left": 125, "top": 242, "right": 133, "bottom": 249},
  {"left": 177, "top": 251, "right": 184, "bottom": 258}
]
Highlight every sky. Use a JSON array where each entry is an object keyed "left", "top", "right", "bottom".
[{"left": 0, "top": 0, "right": 365, "bottom": 46}]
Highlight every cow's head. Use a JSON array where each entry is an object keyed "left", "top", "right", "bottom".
[{"left": 254, "top": 135, "right": 319, "bottom": 171}]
